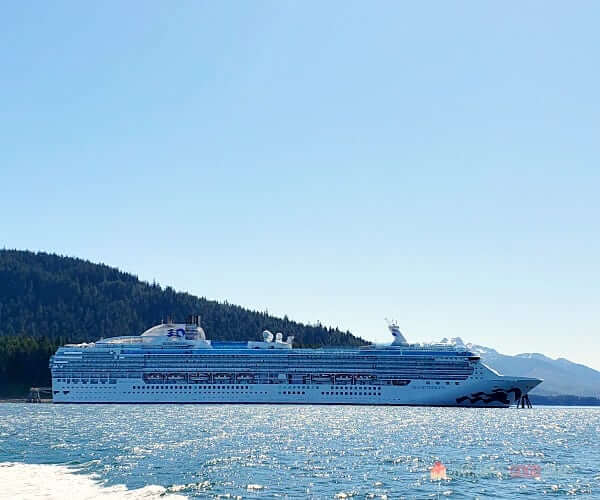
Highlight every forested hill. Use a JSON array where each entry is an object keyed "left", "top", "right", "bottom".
[{"left": 0, "top": 249, "right": 364, "bottom": 346}]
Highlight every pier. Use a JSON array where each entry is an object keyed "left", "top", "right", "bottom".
[
  {"left": 27, "top": 387, "right": 52, "bottom": 403},
  {"left": 518, "top": 394, "right": 533, "bottom": 408}
]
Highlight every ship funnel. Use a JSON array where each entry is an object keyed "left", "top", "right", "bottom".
[
  {"left": 262, "top": 330, "right": 274, "bottom": 342},
  {"left": 275, "top": 332, "right": 283, "bottom": 343},
  {"left": 186, "top": 314, "right": 201, "bottom": 326},
  {"left": 385, "top": 319, "right": 408, "bottom": 345},
  {"left": 184, "top": 314, "right": 205, "bottom": 340}
]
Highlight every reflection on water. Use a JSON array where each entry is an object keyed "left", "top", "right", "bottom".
[{"left": 0, "top": 405, "right": 598, "bottom": 498}]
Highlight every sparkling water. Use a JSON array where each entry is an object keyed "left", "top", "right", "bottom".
[{"left": 0, "top": 404, "right": 598, "bottom": 498}]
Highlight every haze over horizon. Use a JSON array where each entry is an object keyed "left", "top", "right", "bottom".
[{"left": 1, "top": 2, "right": 599, "bottom": 370}]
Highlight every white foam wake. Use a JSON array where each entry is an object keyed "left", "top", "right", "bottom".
[{"left": 0, "top": 462, "right": 187, "bottom": 499}]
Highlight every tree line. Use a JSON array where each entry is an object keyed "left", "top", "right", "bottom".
[
  {"left": 0, "top": 249, "right": 365, "bottom": 396},
  {"left": 0, "top": 336, "right": 70, "bottom": 397}
]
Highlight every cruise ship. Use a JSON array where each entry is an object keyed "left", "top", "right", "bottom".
[{"left": 50, "top": 316, "right": 542, "bottom": 407}]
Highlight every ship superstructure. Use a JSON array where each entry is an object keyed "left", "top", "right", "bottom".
[{"left": 50, "top": 316, "right": 541, "bottom": 407}]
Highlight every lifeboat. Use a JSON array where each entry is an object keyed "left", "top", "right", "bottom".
[
  {"left": 213, "top": 373, "right": 233, "bottom": 382},
  {"left": 311, "top": 374, "right": 332, "bottom": 383},
  {"left": 189, "top": 373, "right": 210, "bottom": 382},
  {"left": 335, "top": 374, "right": 353, "bottom": 384},
  {"left": 145, "top": 373, "right": 164, "bottom": 381},
  {"left": 166, "top": 373, "right": 187, "bottom": 382}
]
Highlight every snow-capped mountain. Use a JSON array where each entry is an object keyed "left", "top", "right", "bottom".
[{"left": 441, "top": 338, "right": 600, "bottom": 397}]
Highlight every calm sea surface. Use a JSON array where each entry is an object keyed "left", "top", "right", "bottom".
[{"left": 0, "top": 405, "right": 598, "bottom": 499}]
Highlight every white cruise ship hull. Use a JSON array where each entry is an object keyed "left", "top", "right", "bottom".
[{"left": 51, "top": 376, "right": 540, "bottom": 407}]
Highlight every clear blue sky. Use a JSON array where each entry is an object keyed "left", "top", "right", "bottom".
[{"left": 1, "top": 2, "right": 599, "bottom": 369}]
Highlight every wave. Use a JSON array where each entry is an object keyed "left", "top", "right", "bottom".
[{"left": 0, "top": 462, "right": 187, "bottom": 499}]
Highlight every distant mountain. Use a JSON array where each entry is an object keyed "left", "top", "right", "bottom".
[
  {"left": 444, "top": 338, "right": 600, "bottom": 397},
  {"left": 0, "top": 249, "right": 364, "bottom": 347}
]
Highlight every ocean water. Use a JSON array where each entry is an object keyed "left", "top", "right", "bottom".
[{"left": 0, "top": 405, "right": 598, "bottom": 499}]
